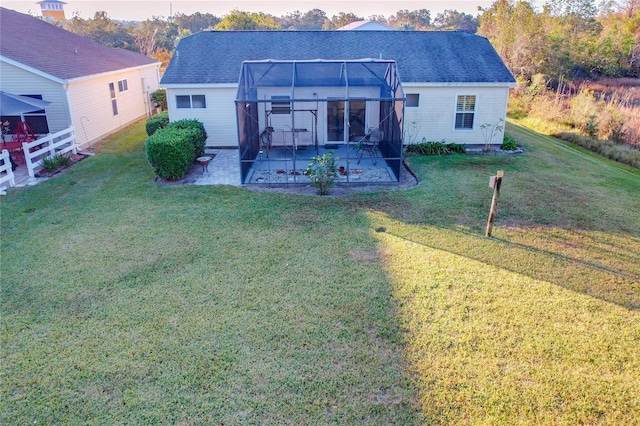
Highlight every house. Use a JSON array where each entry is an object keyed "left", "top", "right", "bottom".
[
  {"left": 0, "top": 7, "right": 160, "bottom": 148},
  {"left": 338, "top": 20, "right": 393, "bottom": 31},
  {"left": 161, "top": 30, "right": 515, "bottom": 183},
  {"left": 38, "top": 0, "right": 66, "bottom": 21}
]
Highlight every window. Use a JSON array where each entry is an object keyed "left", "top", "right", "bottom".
[
  {"left": 0, "top": 95, "right": 51, "bottom": 134},
  {"left": 271, "top": 95, "right": 291, "bottom": 114},
  {"left": 176, "top": 95, "right": 207, "bottom": 109},
  {"left": 22, "top": 95, "right": 49, "bottom": 134},
  {"left": 117, "top": 79, "right": 128, "bottom": 92},
  {"left": 406, "top": 94, "right": 419, "bottom": 107},
  {"left": 176, "top": 95, "right": 191, "bottom": 108},
  {"left": 455, "top": 95, "right": 476, "bottom": 129},
  {"left": 109, "top": 82, "right": 118, "bottom": 116},
  {"left": 191, "top": 95, "right": 206, "bottom": 108}
]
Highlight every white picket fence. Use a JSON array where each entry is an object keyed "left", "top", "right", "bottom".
[
  {"left": 0, "top": 149, "right": 16, "bottom": 193},
  {"left": 23, "top": 126, "right": 77, "bottom": 178}
]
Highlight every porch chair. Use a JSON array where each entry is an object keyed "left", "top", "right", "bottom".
[{"left": 356, "top": 127, "right": 382, "bottom": 165}]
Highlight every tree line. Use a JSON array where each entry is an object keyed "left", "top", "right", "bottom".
[
  {"left": 58, "top": 1, "right": 639, "bottom": 79},
  {"left": 479, "top": 0, "right": 639, "bottom": 79}
]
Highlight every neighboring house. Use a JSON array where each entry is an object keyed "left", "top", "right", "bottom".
[
  {"left": 161, "top": 31, "right": 515, "bottom": 151},
  {"left": 338, "top": 20, "right": 393, "bottom": 31},
  {"left": 38, "top": 0, "right": 66, "bottom": 21},
  {"left": 0, "top": 7, "right": 160, "bottom": 147}
]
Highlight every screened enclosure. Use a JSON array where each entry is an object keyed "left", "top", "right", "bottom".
[{"left": 235, "top": 60, "right": 405, "bottom": 185}]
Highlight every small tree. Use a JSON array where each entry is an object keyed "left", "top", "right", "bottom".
[
  {"left": 404, "top": 120, "right": 422, "bottom": 145},
  {"left": 480, "top": 118, "right": 505, "bottom": 153},
  {"left": 305, "top": 151, "right": 338, "bottom": 195},
  {"left": 150, "top": 88, "right": 167, "bottom": 111}
]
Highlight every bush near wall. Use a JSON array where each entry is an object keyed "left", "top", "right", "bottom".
[
  {"left": 150, "top": 88, "right": 167, "bottom": 111},
  {"left": 146, "top": 111, "right": 170, "bottom": 136},
  {"left": 167, "top": 119, "right": 207, "bottom": 158},
  {"left": 405, "top": 140, "right": 466, "bottom": 156},
  {"left": 145, "top": 127, "right": 195, "bottom": 180}
]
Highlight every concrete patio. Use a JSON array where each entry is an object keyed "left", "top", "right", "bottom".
[
  {"left": 3, "top": 145, "right": 408, "bottom": 193},
  {"left": 242, "top": 143, "right": 398, "bottom": 185}
]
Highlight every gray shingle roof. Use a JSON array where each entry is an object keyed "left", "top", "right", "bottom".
[
  {"left": 0, "top": 7, "right": 158, "bottom": 81},
  {"left": 161, "top": 30, "right": 515, "bottom": 85}
]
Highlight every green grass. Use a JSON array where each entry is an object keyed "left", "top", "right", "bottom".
[{"left": 1, "top": 119, "right": 639, "bottom": 424}]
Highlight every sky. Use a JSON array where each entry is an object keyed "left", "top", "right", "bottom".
[{"left": 2, "top": 0, "right": 505, "bottom": 21}]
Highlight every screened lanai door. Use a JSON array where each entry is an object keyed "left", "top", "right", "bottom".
[
  {"left": 327, "top": 100, "right": 366, "bottom": 143},
  {"left": 236, "top": 59, "right": 405, "bottom": 184}
]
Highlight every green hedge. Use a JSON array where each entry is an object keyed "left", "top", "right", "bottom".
[
  {"left": 145, "top": 128, "right": 195, "bottom": 180},
  {"left": 146, "top": 111, "right": 169, "bottom": 136},
  {"left": 167, "top": 119, "right": 207, "bottom": 158}
]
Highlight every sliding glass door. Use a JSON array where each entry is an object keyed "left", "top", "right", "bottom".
[{"left": 327, "top": 100, "right": 366, "bottom": 143}]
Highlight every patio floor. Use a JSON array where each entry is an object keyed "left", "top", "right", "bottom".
[{"left": 243, "top": 143, "right": 399, "bottom": 185}]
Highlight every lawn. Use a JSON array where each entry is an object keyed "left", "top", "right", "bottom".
[{"left": 1, "top": 119, "right": 639, "bottom": 424}]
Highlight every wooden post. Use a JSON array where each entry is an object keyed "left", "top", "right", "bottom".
[{"left": 485, "top": 170, "right": 504, "bottom": 237}]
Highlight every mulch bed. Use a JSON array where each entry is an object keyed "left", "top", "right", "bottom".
[{"left": 35, "top": 153, "right": 88, "bottom": 178}]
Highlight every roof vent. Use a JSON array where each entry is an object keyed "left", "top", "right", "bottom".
[{"left": 74, "top": 48, "right": 78, "bottom": 54}]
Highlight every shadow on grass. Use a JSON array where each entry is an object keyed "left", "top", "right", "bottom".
[
  {"left": 372, "top": 218, "right": 639, "bottom": 310},
  {"left": 360, "top": 121, "right": 640, "bottom": 310}
]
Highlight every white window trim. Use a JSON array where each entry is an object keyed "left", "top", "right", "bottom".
[
  {"left": 109, "top": 82, "right": 118, "bottom": 116},
  {"left": 175, "top": 94, "right": 207, "bottom": 109},
  {"left": 453, "top": 93, "right": 478, "bottom": 131},
  {"left": 406, "top": 93, "right": 420, "bottom": 108},
  {"left": 117, "top": 79, "right": 128, "bottom": 93}
]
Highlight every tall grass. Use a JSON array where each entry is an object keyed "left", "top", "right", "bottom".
[{"left": 509, "top": 77, "right": 640, "bottom": 167}]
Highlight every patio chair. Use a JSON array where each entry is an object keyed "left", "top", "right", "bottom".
[{"left": 356, "top": 127, "right": 382, "bottom": 165}]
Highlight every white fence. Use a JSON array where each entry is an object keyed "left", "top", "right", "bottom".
[
  {"left": 0, "top": 149, "right": 16, "bottom": 192},
  {"left": 23, "top": 127, "right": 77, "bottom": 178}
]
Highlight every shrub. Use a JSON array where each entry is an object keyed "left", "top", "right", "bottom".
[
  {"left": 145, "top": 128, "right": 195, "bottom": 180},
  {"left": 405, "top": 140, "right": 447, "bottom": 155},
  {"left": 584, "top": 114, "right": 599, "bottom": 138},
  {"left": 167, "top": 119, "right": 207, "bottom": 157},
  {"left": 569, "top": 89, "right": 602, "bottom": 133},
  {"left": 623, "top": 113, "right": 640, "bottom": 148},
  {"left": 480, "top": 119, "right": 504, "bottom": 152},
  {"left": 448, "top": 142, "right": 466, "bottom": 154},
  {"left": 146, "top": 111, "right": 169, "bottom": 136},
  {"left": 40, "top": 153, "right": 72, "bottom": 172},
  {"left": 304, "top": 151, "right": 338, "bottom": 195},
  {"left": 554, "top": 131, "right": 640, "bottom": 169},
  {"left": 150, "top": 88, "right": 167, "bottom": 110},
  {"left": 405, "top": 139, "right": 465, "bottom": 156},
  {"left": 501, "top": 134, "right": 518, "bottom": 151},
  {"left": 599, "top": 108, "right": 626, "bottom": 144}
]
